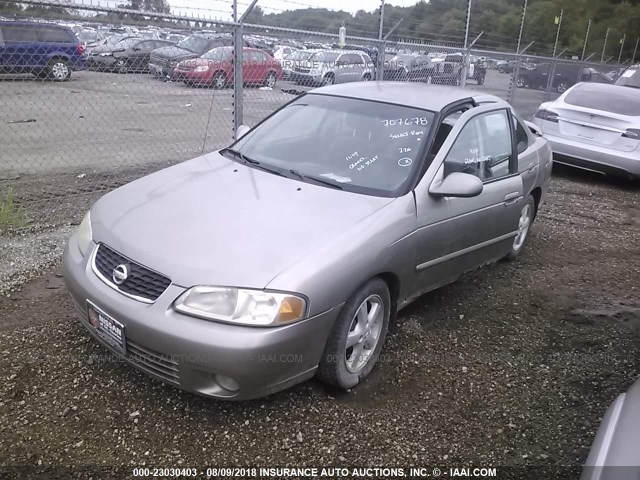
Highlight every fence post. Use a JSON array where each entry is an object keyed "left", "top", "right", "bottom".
[
  {"left": 633, "top": 37, "right": 639, "bottom": 64},
  {"left": 618, "top": 33, "right": 626, "bottom": 64},
  {"left": 232, "top": 1, "right": 243, "bottom": 139},
  {"left": 507, "top": 41, "right": 533, "bottom": 103},
  {"left": 601, "top": 27, "right": 610, "bottom": 62},
  {"left": 460, "top": 0, "right": 472, "bottom": 88},
  {"left": 581, "top": 19, "right": 591, "bottom": 61}
]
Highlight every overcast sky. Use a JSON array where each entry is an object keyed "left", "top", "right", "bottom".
[{"left": 164, "top": 0, "right": 422, "bottom": 20}]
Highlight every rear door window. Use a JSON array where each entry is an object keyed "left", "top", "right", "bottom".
[
  {"left": 37, "top": 26, "right": 74, "bottom": 43},
  {"left": 2, "top": 24, "right": 37, "bottom": 43}
]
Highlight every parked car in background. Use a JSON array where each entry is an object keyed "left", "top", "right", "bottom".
[
  {"left": 62, "top": 82, "right": 551, "bottom": 401},
  {"left": 496, "top": 60, "right": 514, "bottom": 73},
  {"left": 174, "top": 46, "right": 282, "bottom": 89},
  {"left": 87, "top": 36, "right": 141, "bottom": 71},
  {"left": 581, "top": 378, "right": 640, "bottom": 479},
  {"left": 293, "top": 50, "right": 373, "bottom": 86},
  {"left": 518, "top": 63, "right": 614, "bottom": 93},
  {"left": 384, "top": 53, "right": 433, "bottom": 82},
  {"left": 92, "top": 38, "right": 176, "bottom": 73},
  {"left": 430, "top": 53, "right": 486, "bottom": 85},
  {"left": 273, "top": 45, "right": 296, "bottom": 63},
  {"left": 77, "top": 28, "right": 107, "bottom": 47},
  {"left": 615, "top": 64, "right": 639, "bottom": 88},
  {"left": 84, "top": 33, "right": 136, "bottom": 55},
  {"left": 0, "top": 21, "right": 86, "bottom": 80},
  {"left": 532, "top": 82, "right": 640, "bottom": 179},
  {"left": 281, "top": 49, "right": 318, "bottom": 80},
  {"left": 149, "top": 33, "right": 234, "bottom": 80}
]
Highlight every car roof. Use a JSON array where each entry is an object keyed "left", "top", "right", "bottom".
[
  {"left": 0, "top": 20, "right": 68, "bottom": 28},
  {"left": 310, "top": 82, "right": 497, "bottom": 112}
]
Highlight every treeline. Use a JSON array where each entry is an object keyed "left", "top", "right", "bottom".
[{"left": 246, "top": 0, "right": 639, "bottom": 60}]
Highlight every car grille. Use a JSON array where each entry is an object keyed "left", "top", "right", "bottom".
[
  {"left": 93, "top": 243, "right": 171, "bottom": 302},
  {"left": 295, "top": 67, "right": 311, "bottom": 74},
  {"left": 127, "top": 340, "right": 180, "bottom": 385},
  {"left": 443, "top": 63, "right": 454, "bottom": 74}
]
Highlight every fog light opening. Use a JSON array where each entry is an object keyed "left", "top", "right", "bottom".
[{"left": 215, "top": 374, "right": 240, "bottom": 392}]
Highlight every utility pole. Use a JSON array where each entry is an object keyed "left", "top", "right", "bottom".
[
  {"left": 378, "top": 0, "right": 385, "bottom": 43},
  {"left": 460, "top": 0, "right": 473, "bottom": 88},
  {"left": 618, "top": 33, "right": 626, "bottom": 64},
  {"left": 601, "top": 27, "right": 610, "bottom": 62},
  {"left": 581, "top": 19, "right": 591, "bottom": 61},
  {"left": 515, "top": 0, "right": 527, "bottom": 55},
  {"left": 463, "top": 0, "right": 472, "bottom": 50}
]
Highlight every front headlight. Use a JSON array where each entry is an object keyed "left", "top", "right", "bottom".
[
  {"left": 99, "top": 52, "right": 112, "bottom": 57},
  {"left": 194, "top": 65, "right": 210, "bottom": 72},
  {"left": 169, "top": 61, "right": 179, "bottom": 67},
  {"left": 76, "top": 211, "right": 92, "bottom": 256},
  {"left": 174, "top": 286, "right": 307, "bottom": 327}
]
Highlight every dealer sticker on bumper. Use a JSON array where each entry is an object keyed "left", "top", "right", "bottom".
[{"left": 87, "top": 300, "right": 126, "bottom": 354}]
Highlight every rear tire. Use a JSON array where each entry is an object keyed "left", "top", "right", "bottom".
[
  {"left": 476, "top": 73, "right": 485, "bottom": 85},
  {"left": 264, "top": 71, "right": 277, "bottom": 88},
  {"left": 556, "top": 80, "right": 569, "bottom": 93},
  {"left": 516, "top": 76, "right": 525, "bottom": 88},
  {"left": 317, "top": 278, "right": 390, "bottom": 390},
  {"left": 212, "top": 71, "right": 227, "bottom": 89},
  {"left": 507, "top": 195, "right": 536, "bottom": 260},
  {"left": 363, "top": 73, "right": 371, "bottom": 81},
  {"left": 47, "top": 58, "right": 70, "bottom": 81}
]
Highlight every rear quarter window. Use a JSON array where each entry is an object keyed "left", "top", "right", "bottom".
[
  {"left": 37, "top": 26, "right": 74, "bottom": 43},
  {"left": 565, "top": 84, "right": 640, "bottom": 116}
]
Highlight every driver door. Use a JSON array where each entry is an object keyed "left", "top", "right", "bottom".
[{"left": 412, "top": 105, "right": 524, "bottom": 294}]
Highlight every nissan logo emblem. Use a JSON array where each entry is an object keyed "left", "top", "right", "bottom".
[{"left": 112, "top": 264, "right": 130, "bottom": 285}]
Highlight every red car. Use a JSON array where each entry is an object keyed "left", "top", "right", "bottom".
[{"left": 174, "top": 46, "right": 282, "bottom": 88}]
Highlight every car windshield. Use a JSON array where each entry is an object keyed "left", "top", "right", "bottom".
[
  {"left": 105, "top": 35, "right": 130, "bottom": 46},
  {"left": 565, "top": 83, "right": 640, "bottom": 116},
  {"left": 231, "top": 94, "right": 435, "bottom": 196},
  {"left": 202, "top": 46, "right": 232, "bottom": 60},
  {"left": 285, "top": 50, "right": 314, "bottom": 61},
  {"left": 178, "top": 35, "right": 211, "bottom": 53},
  {"left": 310, "top": 51, "right": 340, "bottom": 63}
]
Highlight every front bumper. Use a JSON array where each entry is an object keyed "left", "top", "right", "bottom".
[
  {"left": 149, "top": 62, "right": 175, "bottom": 79},
  {"left": 62, "top": 237, "right": 339, "bottom": 400},
  {"left": 541, "top": 131, "right": 640, "bottom": 178},
  {"left": 293, "top": 72, "right": 323, "bottom": 85}
]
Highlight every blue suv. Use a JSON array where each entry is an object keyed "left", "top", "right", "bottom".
[{"left": 0, "top": 21, "right": 86, "bottom": 80}]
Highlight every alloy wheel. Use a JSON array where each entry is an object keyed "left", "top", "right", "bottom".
[
  {"left": 51, "top": 62, "right": 69, "bottom": 80},
  {"left": 344, "top": 294, "right": 384, "bottom": 373},
  {"left": 513, "top": 204, "right": 532, "bottom": 251}
]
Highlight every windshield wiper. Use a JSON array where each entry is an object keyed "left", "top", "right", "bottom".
[
  {"left": 288, "top": 170, "right": 343, "bottom": 190},
  {"left": 220, "top": 148, "right": 287, "bottom": 177}
]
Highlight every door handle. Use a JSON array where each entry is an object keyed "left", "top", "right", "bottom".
[
  {"left": 504, "top": 192, "right": 521, "bottom": 205},
  {"left": 527, "top": 162, "right": 538, "bottom": 172}
]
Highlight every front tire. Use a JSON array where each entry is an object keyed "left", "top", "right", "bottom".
[
  {"left": 507, "top": 195, "right": 535, "bottom": 260},
  {"left": 322, "top": 73, "right": 335, "bottom": 86},
  {"left": 476, "top": 73, "right": 485, "bottom": 85},
  {"left": 317, "top": 278, "right": 390, "bottom": 389},
  {"left": 47, "top": 58, "right": 70, "bottom": 81},
  {"left": 556, "top": 80, "right": 569, "bottom": 93}
]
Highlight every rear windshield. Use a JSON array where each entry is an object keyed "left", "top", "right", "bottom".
[{"left": 565, "top": 83, "right": 640, "bottom": 116}]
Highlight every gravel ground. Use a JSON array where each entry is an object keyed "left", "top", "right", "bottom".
[{"left": 0, "top": 167, "right": 639, "bottom": 477}]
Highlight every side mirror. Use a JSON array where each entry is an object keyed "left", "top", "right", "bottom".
[
  {"left": 429, "top": 172, "right": 483, "bottom": 198},
  {"left": 236, "top": 124, "right": 251, "bottom": 140}
]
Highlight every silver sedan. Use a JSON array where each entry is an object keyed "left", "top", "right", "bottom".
[
  {"left": 63, "top": 82, "right": 552, "bottom": 400},
  {"left": 532, "top": 82, "right": 640, "bottom": 179}
]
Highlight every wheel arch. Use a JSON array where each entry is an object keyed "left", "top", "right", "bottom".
[{"left": 530, "top": 186, "right": 542, "bottom": 219}]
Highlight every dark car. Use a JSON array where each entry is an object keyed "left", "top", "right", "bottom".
[
  {"left": 0, "top": 21, "right": 86, "bottom": 80},
  {"left": 518, "top": 63, "right": 614, "bottom": 93},
  {"left": 149, "top": 33, "right": 235, "bottom": 80},
  {"left": 384, "top": 54, "right": 434, "bottom": 82},
  {"left": 89, "top": 38, "right": 175, "bottom": 73},
  {"left": 87, "top": 36, "right": 141, "bottom": 71},
  {"left": 430, "top": 53, "right": 486, "bottom": 85}
]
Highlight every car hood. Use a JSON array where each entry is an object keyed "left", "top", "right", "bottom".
[
  {"left": 151, "top": 45, "right": 198, "bottom": 60},
  {"left": 90, "top": 152, "right": 396, "bottom": 290},
  {"left": 90, "top": 44, "right": 125, "bottom": 54}
]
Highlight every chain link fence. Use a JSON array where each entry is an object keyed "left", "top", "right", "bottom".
[{"left": 0, "top": 0, "right": 629, "bottom": 290}]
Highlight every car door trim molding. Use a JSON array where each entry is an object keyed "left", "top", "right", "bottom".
[{"left": 415, "top": 230, "right": 518, "bottom": 271}]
